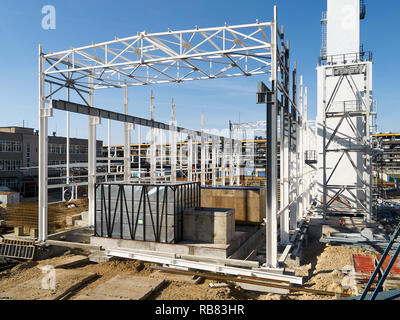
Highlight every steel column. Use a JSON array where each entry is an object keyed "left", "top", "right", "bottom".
[
  {"left": 38, "top": 44, "right": 48, "bottom": 242},
  {"left": 265, "top": 6, "right": 278, "bottom": 268}
]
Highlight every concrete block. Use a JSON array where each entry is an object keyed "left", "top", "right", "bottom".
[
  {"left": 81, "top": 211, "right": 89, "bottom": 222},
  {"left": 30, "top": 228, "right": 39, "bottom": 238},
  {"left": 66, "top": 214, "right": 82, "bottom": 226},
  {"left": 183, "top": 207, "right": 235, "bottom": 244},
  {"left": 88, "top": 251, "right": 116, "bottom": 263},
  {"left": 75, "top": 219, "right": 89, "bottom": 227},
  {"left": 14, "top": 226, "right": 24, "bottom": 236}
]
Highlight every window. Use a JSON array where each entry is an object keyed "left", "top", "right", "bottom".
[
  {"left": 0, "top": 178, "right": 19, "bottom": 190},
  {"left": 0, "top": 160, "right": 22, "bottom": 171},
  {"left": 26, "top": 144, "right": 31, "bottom": 167},
  {"left": 0, "top": 141, "right": 22, "bottom": 153}
]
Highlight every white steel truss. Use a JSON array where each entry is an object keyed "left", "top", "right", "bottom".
[{"left": 43, "top": 22, "right": 274, "bottom": 101}]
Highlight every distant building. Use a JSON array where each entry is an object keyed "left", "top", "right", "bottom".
[{"left": 0, "top": 127, "right": 103, "bottom": 196}]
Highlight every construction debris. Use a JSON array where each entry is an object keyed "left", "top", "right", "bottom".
[
  {"left": 0, "top": 238, "right": 36, "bottom": 260},
  {"left": 3, "top": 199, "right": 88, "bottom": 234}
]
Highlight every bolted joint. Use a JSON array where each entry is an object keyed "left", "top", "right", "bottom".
[
  {"left": 40, "top": 107, "right": 53, "bottom": 118},
  {"left": 89, "top": 116, "right": 101, "bottom": 126}
]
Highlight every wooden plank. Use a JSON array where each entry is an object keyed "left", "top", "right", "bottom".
[{"left": 201, "top": 187, "right": 266, "bottom": 224}]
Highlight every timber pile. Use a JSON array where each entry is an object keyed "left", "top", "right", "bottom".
[{"left": 3, "top": 198, "right": 88, "bottom": 230}]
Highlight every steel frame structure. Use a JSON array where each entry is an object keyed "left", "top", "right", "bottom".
[
  {"left": 320, "top": 56, "right": 374, "bottom": 220},
  {"left": 38, "top": 5, "right": 310, "bottom": 269}
]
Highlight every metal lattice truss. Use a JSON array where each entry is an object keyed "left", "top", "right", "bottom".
[
  {"left": 43, "top": 22, "right": 273, "bottom": 103},
  {"left": 322, "top": 62, "right": 373, "bottom": 216}
]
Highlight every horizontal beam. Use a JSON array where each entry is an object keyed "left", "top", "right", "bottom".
[
  {"left": 106, "top": 247, "right": 303, "bottom": 285},
  {"left": 52, "top": 100, "right": 235, "bottom": 143}
]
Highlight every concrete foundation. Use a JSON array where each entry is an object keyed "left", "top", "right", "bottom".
[
  {"left": 183, "top": 207, "right": 234, "bottom": 245},
  {"left": 90, "top": 225, "right": 263, "bottom": 260}
]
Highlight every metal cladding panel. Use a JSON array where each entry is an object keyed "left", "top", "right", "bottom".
[{"left": 94, "top": 182, "right": 199, "bottom": 243}]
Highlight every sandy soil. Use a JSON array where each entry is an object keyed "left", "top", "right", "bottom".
[
  {"left": 259, "top": 241, "right": 378, "bottom": 300},
  {"left": 0, "top": 243, "right": 382, "bottom": 300}
]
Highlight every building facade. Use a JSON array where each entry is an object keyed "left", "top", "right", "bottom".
[{"left": 0, "top": 127, "right": 102, "bottom": 196}]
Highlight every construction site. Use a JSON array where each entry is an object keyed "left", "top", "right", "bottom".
[{"left": 1, "top": 0, "right": 400, "bottom": 303}]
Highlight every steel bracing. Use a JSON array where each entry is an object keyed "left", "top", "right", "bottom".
[{"left": 320, "top": 56, "right": 374, "bottom": 220}]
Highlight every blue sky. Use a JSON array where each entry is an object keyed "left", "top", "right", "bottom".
[{"left": 0, "top": 0, "right": 399, "bottom": 144}]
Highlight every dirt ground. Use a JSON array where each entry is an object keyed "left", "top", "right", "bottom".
[
  {"left": 259, "top": 241, "right": 378, "bottom": 300},
  {"left": 0, "top": 240, "right": 381, "bottom": 300}
]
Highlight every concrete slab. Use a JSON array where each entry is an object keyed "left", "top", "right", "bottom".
[
  {"left": 150, "top": 270, "right": 202, "bottom": 285},
  {"left": 0, "top": 269, "right": 97, "bottom": 300},
  {"left": 75, "top": 275, "right": 165, "bottom": 300}
]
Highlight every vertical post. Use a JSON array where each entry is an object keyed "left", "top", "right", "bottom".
[
  {"left": 180, "top": 132, "right": 183, "bottom": 178},
  {"left": 289, "top": 61, "right": 298, "bottom": 230},
  {"left": 138, "top": 125, "right": 141, "bottom": 180},
  {"left": 38, "top": 44, "right": 48, "bottom": 242},
  {"left": 193, "top": 133, "right": 198, "bottom": 182},
  {"left": 280, "top": 39, "right": 290, "bottom": 245},
  {"left": 303, "top": 87, "right": 308, "bottom": 213},
  {"left": 88, "top": 75, "right": 98, "bottom": 228},
  {"left": 150, "top": 90, "right": 156, "bottom": 183},
  {"left": 170, "top": 99, "right": 177, "bottom": 183},
  {"left": 365, "top": 63, "right": 373, "bottom": 222},
  {"left": 201, "top": 113, "right": 206, "bottom": 186},
  {"left": 266, "top": 6, "right": 278, "bottom": 268},
  {"left": 124, "top": 84, "right": 131, "bottom": 182},
  {"left": 297, "top": 76, "right": 304, "bottom": 220},
  {"left": 222, "top": 138, "right": 228, "bottom": 186},
  {"left": 229, "top": 122, "right": 234, "bottom": 186},
  {"left": 235, "top": 140, "right": 241, "bottom": 186},
  {"left": 322, "top": 67, "right": 327, "bottom": 222},
  {"left": 212, "top": 136, "right": 217, "bottom": 186},
  {"left": 188, "top": 134, "right": 193, "bottom": 182},
  {"left": 66, "top": 78, "right": 70, "bottom": 187},
  {"left": 107, "top": 119, "right": 111, "bottom": 182},
  {"left": 160, "top": 129, "right": 164, "bottom": 177}
]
